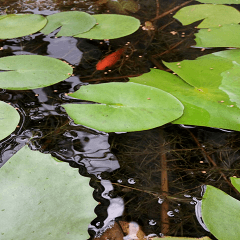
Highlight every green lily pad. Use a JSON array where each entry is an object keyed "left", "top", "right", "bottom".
[
  {"left": 130, "top": 50, "right": 240, "bottom": 131},
  {"left": 195, "top": 24, "right": 240, "bottom": 48},
  {"left": 0, "top": 145, "right": 97, "bottom": 240},
  {"left": 41, "top": 11, "right": 96, "bottom": 37},
  {"left": 62, "top": 82, "right": 184, "bottom": 132},
  {"left": 0, "top": 101, "right": 20, "bottom": 141},
  {"left": 174, "top": 4, "right": 240, "bottom": 28},
  {"left": 196, "top": 0, "right": 240, "bottom": 3},
  {"left": 0, "top": 55, "right": 73, "bottom": 90},
  {"left": 154, "top": 237, "right": 211, "bottom": 240},
  {"left": 202, "top": 180, "right": 240, "bottom": 240},
  {"left": 75, "top": 14, "right": 140, "bottom": 39},
  {"left": 0, "top": 14, "right": 47, "bottom": 39}
]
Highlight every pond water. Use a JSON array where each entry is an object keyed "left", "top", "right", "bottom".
[{"left": 1, "top": 0, "right": 240, "bottom": 239}]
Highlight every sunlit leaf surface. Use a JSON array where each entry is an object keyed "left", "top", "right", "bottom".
[
  {"left": 0, "top": 55, "right": 73, "bottom": 90},
  {"left": 130, "top": 49, "right": 240, "bottom": 131},
  {"left": 0, "top": 101, "right": 20, "bottom": 141},
  {"left": 62, "top": 82, "right": 184, "bottom": 132},
  {"left": 0, "top": 14, "right": 47, "bottom": 39},
  {"left": 174, "top": 4, "right": 240, "bottom": 28},
  {"left": 195, "top": 24, "right": 240, "bottom": 47},
  {"left": 202, "top": 180, "right": 240, "bottom": 240},
  {"left": 0, "top": 145, "right": 97, "bottom": 240},
  {"left": 75, "top": 14, "right": 140, "bottom": 39},
  {"left": 41, "top": 11, "right": 96, "bottom": 37}
]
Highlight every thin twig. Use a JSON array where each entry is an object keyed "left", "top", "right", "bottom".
[
  {"left": 156, "top": 0, "right": 160, "bottom": 17},
  {"left": 151, "top": 0, "right": 194, "bottom": 22}
]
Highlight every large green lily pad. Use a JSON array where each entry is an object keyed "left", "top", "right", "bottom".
[
  {"left": 0, "top": 145, "right": 97, "bottom": 240},
  {"left": 62, "top": 82, "right": 184, "bottom": 132},
  {"left": 0, "top": 55, "right": 73, "bottom": 90},
  {"left": 0, "top": 101, "right": 20, "bottom": 141},
  {"left": 41, "top": 11, "right": 96, "bottom": 37},
  {"left": 75, "top": 14, "right": 140, "bottom": 39},
  {"left": 174, "top": 4, "right": 240, "bottom": 28},
  {"left": 195, "top": 24, "right": 240, "bottom": 48},
  {"left": 130, "top": 50, "right": 240, "bottom": 131},
  {"left": 202, "top": 179, "right": 240, "bottom": 240},
  {"left": 0, "top": 14, "right": 47, "bottom": 39}
]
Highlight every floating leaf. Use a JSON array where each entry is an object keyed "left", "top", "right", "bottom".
[
  {"left": 130, "top": 50, "right": 240, "bottom": 131},
  {"left": 202, "top": 181, "right": 240, "bottom": 240},
  {"left": 0, "top": 14, "right": 47, "bottom": 39},
  {"left": 153, "top": 237, "right": 211, "bottom": 240},
  {"left": 62, "top": 82, "right": 184, "bottom": 132},
  {"left": 41, "top": 11, "right": 96, "bottom": 37},
  {"left": 0, "top": 55, "right": 73, "bottom": 90},
  {"left": 174, "top": 4, "right": 240, "bottom": 28},
  {"left": 195, "top": 24, "right": 240, "bottom": 47},
  {"left": 196, "top": 0, "right": 240, "bottom": 3},
  {"left": 0, "top": 101, "right": 20, "bottom": 141},
  {"left": 75, "top": 14, "right": 140, "bottom": 39},
  {"left": 0, "top": 145, "right": 97, "bottom": 240}
]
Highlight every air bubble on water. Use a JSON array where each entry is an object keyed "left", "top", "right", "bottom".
[
  {"left": 190, "top": 201, "right": 196, "bottom": 205},
  {"left": 149, "top": 219, "right": 156, "bottom": 225},
  {"left": 158, "top": 197, "right": 164, "bottom": 204},
  {"left": 174, "top": 208, "right": 180, "bottom": 213},
  {"left": 167, "top": 211, "right": 174, "bottom": 217},
  {"left": 97, "top": 174, "right": 102, "bottom": 180},
  {"left": 117, "top": 179, "right": 122, "bottom": 183},
  {"left": 184, "top": 194, "right": 191, "bottom": 198},
  {"left": 128, "top": 178, "right": 136, "bottom": 184}
]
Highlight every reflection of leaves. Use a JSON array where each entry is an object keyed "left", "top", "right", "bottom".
[
  {"left": 0, "top": 145, "right": 97, "bottom": 240},
  {"left": 202, "top": 178, "right": 240, "bottom": 240},
  {"left": 62, "top": 82, "right": 184, "bottom": 132},
  {"left": 0, "top": 101, "right": 20, "bottom": 141},
  {"left": 130, "top": 49, "right": 240, "bottom": 131},
  {"left": 0, "top": 55, "right": 73, "bottom": 90}
]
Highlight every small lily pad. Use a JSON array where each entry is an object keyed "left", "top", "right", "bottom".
[
  {"left": 75, "top": 14, "right": 140, "bottom": 39},
  {"left": 0, "top": 145, "right": 97, "bottom": 240},
  {"left": 0, "top": 55, "right": 73, "bottom": 90},
  {"left": 41, "top": 11, "right": 96, "bottom": 37},
  {"left": 0, "top": 14, "right": 47, "bottom": 39},
  {"left": 0, "top": 101, "right": 20, "bottom": 141},
  {"left": 174, "top": 4, "right": 240, "bottom": 28},
  {"left": 62, "top": 82, "right": 184, "bottom": 132},
  {"left": 195, "top": 24, "right": 240, "bottom": 48},
  {"left": 202, "top": 180, "right": 240, "bottom": 240}
]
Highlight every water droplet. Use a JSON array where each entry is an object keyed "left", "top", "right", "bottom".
[
  {"left": 158, "top": 198, "right": 164, "bottom": 204},
  {"left": 117, "top": 179, "right": 122, "bottom": 183}
]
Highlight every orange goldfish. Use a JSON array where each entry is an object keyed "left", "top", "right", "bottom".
[{"left": 96, "top": 48, "right": 125, "bottom": 70}]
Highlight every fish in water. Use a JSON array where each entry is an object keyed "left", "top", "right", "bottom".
[{"left": 96, "top": 48, "right": 125, "bottom": 70}]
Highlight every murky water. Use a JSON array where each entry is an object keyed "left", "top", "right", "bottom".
[{"left": 1, "top": 0, "right": 240, "bottom": 239}]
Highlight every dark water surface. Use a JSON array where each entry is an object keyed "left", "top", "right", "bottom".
[{"left": 1, "top": 0, "right": 240, "bottom": 239}]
